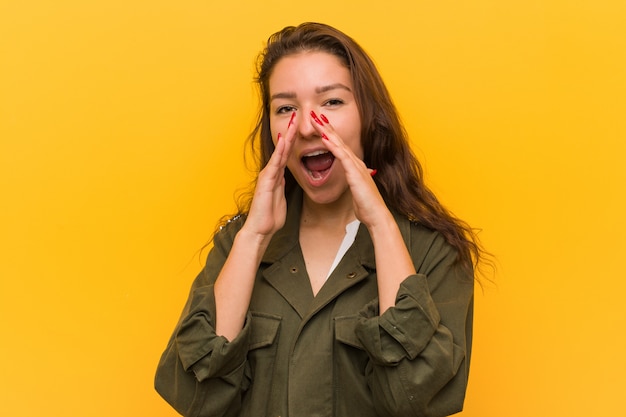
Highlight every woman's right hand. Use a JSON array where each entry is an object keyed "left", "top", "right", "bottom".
[
  {"left": 214, "top": 117, "right": 296, "bottom": 341},
  {"left": 241, "top": 116, "right": 296, "bottom": 240}
]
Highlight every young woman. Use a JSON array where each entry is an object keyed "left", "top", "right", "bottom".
[{"left": 156, "top": 22, "right": 485, "bottom": 417}]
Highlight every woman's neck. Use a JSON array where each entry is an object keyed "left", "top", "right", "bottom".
[{"left": 300, "top": 192, "right": 356, "bottom": 229}]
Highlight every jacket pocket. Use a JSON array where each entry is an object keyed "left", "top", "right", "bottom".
[
  {"left": 245, "top": 312, "right": 281, "bottom": 381},
  {"left": 249, "top": 312, "right": 281, "bottom": 351},
  {"left": 334, "top": 315, "right": 365, "bottom": 350},
  {"left": 333, "top": 315, "right": 373, "bottom": 414},
  {"left": 241, "top": 313, "right": 282, "bottom": 416}
]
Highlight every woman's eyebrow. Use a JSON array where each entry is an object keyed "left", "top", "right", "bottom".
[
  {"left": 270, "top": 83, "right": 352, "bottom": 102},
  {"left": 270, "top": 91, "right": 296, "bottom": 102},
  {"left": 315, "top": 83, "right": 352, "bottom": 94}
]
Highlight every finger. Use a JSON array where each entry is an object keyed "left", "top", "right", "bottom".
[
  {"left": 266, "top": 132, "right": 286, "bottom": 170},
  {"left": 308, "top": 111, "right": 367, "bottom": 173},
  {"left": 268, "top": 113, "right": 298, "bottom": 168},
  {"left": 279, "top": 115, "right": 297, "bottom": 165}
]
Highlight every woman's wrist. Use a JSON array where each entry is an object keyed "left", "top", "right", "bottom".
[
  {"left": 365, "top": 210, "right": 398, "bottom": 241},
  {"left": 235, "top": 227, "right": 273, "bottom": 257}
]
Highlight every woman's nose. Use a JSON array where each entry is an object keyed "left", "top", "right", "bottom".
[{"left": 295, "top": 110, "right": 319, "bottom": 139}]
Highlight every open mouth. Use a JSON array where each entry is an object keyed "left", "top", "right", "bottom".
[{"left": 301, "top": 150, "right": 335, "bottom": 180}]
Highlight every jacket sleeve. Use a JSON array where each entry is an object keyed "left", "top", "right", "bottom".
[
  {"left": 154, "top": 217, "right": 251, "bottom": 417},
  {"left": 355, "top": 231, "right": 474, "bottom": 417}
]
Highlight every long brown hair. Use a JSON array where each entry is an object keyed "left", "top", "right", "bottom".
[{"left": 231, "top": 22, "right": 489, "bottom": 274}]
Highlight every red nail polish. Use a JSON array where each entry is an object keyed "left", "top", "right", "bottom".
[
  {"left": 322, "top": 133, "right": 329, "bottom": 140},
  {"left": 310, "top": 111, "right": 324, "bottom": 126},
  {"left": 370, "top": 169, "right": 377, "bottom": 177},
  {"left": 320, "top": 114, "right": 329, "bottom": 124},
  {"left": 288, "top": 111, "right": 296, "bottom": 128},
  {"left": 277, "top": 132, "right": 282, "bottom": 141}
]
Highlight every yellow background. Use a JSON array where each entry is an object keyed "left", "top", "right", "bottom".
[{"left": 1, "top": 1, "right": 624, "bottom": 416}]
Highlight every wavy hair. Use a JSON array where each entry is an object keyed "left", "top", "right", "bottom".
[{"left": 228, "top": 22, "right": 489, "bottom": 274}]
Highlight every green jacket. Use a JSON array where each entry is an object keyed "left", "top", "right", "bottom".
[{"left": 155, "top": 190, "right": 474, "bottom": 417}]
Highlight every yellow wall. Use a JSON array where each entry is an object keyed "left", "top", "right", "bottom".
[{"left": 1, "top": 1, "right": 624, "bottom": 416}]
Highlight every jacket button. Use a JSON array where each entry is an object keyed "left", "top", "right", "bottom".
[
  {"left": 290, "top": 267, "right": 298, "bottom": 273},
  {"left": 346, "top": 272, "right": 357, "bottom": 279}
]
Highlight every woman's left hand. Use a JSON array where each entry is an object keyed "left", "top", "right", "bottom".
[
  {"left": 310, "top": 111, "right": 417, "bottom": 312},
  {"left": 309, "top": 111, "right": 391, "bottom": 229}
]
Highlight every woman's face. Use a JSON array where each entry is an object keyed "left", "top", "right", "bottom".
[{"left": 269, "top": 51, "right": 363, "bottom": 206}]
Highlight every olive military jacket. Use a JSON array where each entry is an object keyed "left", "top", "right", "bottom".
[{"left": 155, "top": 190, "right": 474, "bottom": 417}]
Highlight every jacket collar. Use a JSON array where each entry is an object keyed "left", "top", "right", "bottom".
[
  {"left": 261, "top": 188, "right": 305, "bottom": 264},
  {"left": 259, "top": 187, "right": 413, "bottom": 319},
  {"left": 261, "top": 187, "right": 411, "bottom": 272},
  {"left": 263, "top": 187, "right": 411, "bottom": 269},
  {"left": 262, "top": 188, "right": 380, "bottom": 269}
]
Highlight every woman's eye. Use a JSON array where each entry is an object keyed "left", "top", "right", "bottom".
[
  {"left": 324, "top": 99, "right": 344, "bottom": 107},
  {"left": 276, "top": 105, "right": 296, "bottom": 114}
]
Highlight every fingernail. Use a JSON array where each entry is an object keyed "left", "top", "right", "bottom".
[
  {"left": 288, "top": 111, "right": 296, "bottom": 128},
  {"left": 370, "top": 169, "right": 377, "bottom": 177},
  {"left": 322, "top": 133, "right": 329, "bottom": 140},
  {"left": 320, "top": 114, "right": 329, "bottom": 124},
  {"left": 310, "top": 110, "right": 324, "bottom": 126},
  {"left": 277, "top": 132, "right": 282, "bottom": 141}
]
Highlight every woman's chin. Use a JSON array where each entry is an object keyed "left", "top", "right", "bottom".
[{"left": 300, "top": 162, "right": 333, "bottom": 188}]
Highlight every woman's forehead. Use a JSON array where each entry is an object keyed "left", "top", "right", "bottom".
[{"left": 268, "top": 51, "right": 353, "bottom": 94}]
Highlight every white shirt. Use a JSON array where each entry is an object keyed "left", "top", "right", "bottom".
[{"left": 325, "top": 219, "right": 360, "bottom": 281}]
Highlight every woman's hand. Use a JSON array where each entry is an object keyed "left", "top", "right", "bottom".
[
  {"left": 214, "top": 117, "right": 296, "bottom": 341},
  {"left": 309, "top": 111, "right": 391, "bottom": 228},
  {"left": 242, "top": 118, "right": 296, "bottom": 239},
  {"left": 310, "top": 111, "right": 416, "bottom": 313}
]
